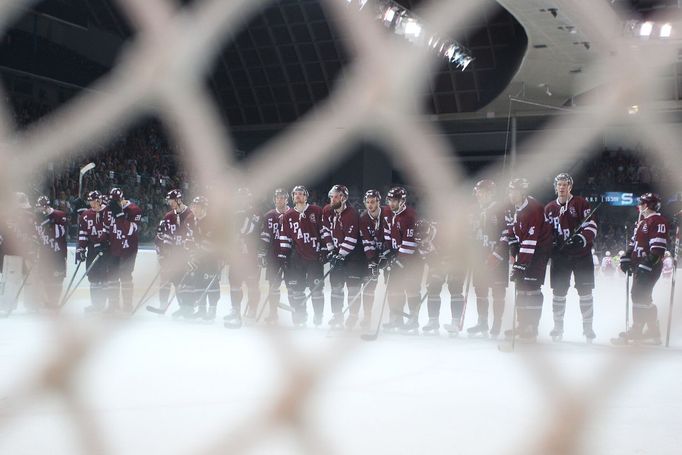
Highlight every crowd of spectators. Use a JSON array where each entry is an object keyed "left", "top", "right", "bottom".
[{"left": 580, "top": 147, "right": 671, "bottom": 193}]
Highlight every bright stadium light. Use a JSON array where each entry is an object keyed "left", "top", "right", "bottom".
[
  {"left": 639, "top": 21, "right": 653, "bottom": 37},
  {"left": 660, "top": 23, "right": 672, "bottom": 38},
  {"left": 346, "top": 0, "right": 473, "bottom": 71}
]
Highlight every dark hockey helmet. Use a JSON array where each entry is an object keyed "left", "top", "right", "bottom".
[
  {"left": 291, "top": 185, "right": 309, "bottom": 198},
  {"left": 191, "top": 196, "right": 209, "bottom": 208},
  {"left": 36, "top": 195, "right": 51, "bottom": 208},
  {"left": 638, "top": 192, "right": 661, "bottom": 211},
  {"left": 386, "top": 186, "right": 407, "bottom": 202},
  {"left": 414, "top": 219, "right": 433, "bottom": 244},
  {"left": 87, "top": 190, "right": 103, "bottom": 202},
  {"left": 273, "top": 188, "right": 289, "bottom": 201},
  {"left": 101, "top": 194, "right": 110, "bottom": 205},
  {"left": 109, "top": 187, "right": 124, "bottom": 201},
  {"left": 166, "top": 189, "right": 183, "bottom": 201},
  {"left": 473, "top": 179, "right": 496, "bottom": 195},
  {"left": 508, "top": 178, "right": 529, "bottom": 191},
  {"left": 363, "top": 189, "right": 382, "bottom": 202},
  {"left": 553, "top": 173, "right": 573, "bottom": 191},
  {"left": 328, "top": 184, "right": 349, "bottom": 200}
]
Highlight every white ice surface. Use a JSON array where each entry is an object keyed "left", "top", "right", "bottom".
[{"left": 1, "top": 248, "right": 681, "bottom": 455}]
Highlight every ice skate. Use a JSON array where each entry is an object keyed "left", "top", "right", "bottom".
[
  {"left": 83, "top": 304, "right": 104, "bottom": 315},
  {"left": 313, "top": 313, "right": 323, "bottom": 327},
  {"left": 550, "top": 324, "right": 564, "bottom": 342},
  {"left": 443, "top": 318, "right": 460, "bottom": 337},
  {"left": 382, "top": 314, "right": 403, "bottom": 333},
  {"left": 264, "top": 311, "right": 279, "bottom": 325},
  {"left": 583, "top": 325, "right": 596, "bottom": 344},
  {"left": 223, "top": 310, "right": 242, "bottom": 329},
  {"left": 489, "top": 320, "right": 502, "bottom": 339},
  {"left": 611, "top": 323, "right": 644, "bottom": 346},
  {"left": 328, "top": 312, "right": 344, "bottom": 330},
  {"left": 421, "top": 317, "right": 440, "bottom": 335},
  {"left": 401, "top": 315, "right": 419, "bottom": 335},
  {"left": 202, "top": 305, "right": 217, "bottom": 323},
  {"left": 517, "top": 325, "right": 537, "bottom": 344},
  {"left": 345, "top": 314, "right": 359, "bottom": 331},
  {"left": 467, "top": 321, "right": 489, "bottom": 338},
  {"left": 642, "top": 321, "right": 662, "bottom": 345},
  {"left": 172, "top": 305, "right": 194, "bottom": 319}
]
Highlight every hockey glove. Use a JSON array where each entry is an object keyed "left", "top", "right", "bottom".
[
  {"left": 637, "top": 254, "right": 660, "bottom": 275},
  {"left": 565, "top": 234, "right": 587, "bottom": 250},
  {"left": 76, "top": 248, "right": 86, "bottom": 263},
  {"left": 378, "top": 249, "right": 396, "bottom": 269},
  {"left": 619, "top": 256, "right": 632, "bottom": 274},
  {"left": 330, "top": 254, "right": 345, "bottom": 269},
  {"left": 93, "top": 243, "right": 106, "bottom": 256},
  {"left": 108, "top": 199, "right": 123, "bottom": 218},
  {"left": 368, "top": 261, "right": 379, "bottom": 280},
  {"left": 509, "top": 242, "right": 520, "bottom": 258},
  {"left": 510, "top": 263, "right": 527, "bottom": 283},
  {"left": 257, "top": 252, "right": 267, "bottom": 269}
]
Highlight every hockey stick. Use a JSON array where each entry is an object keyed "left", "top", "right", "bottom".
[
  {"left": 625, "top": 270, "right": 631, "bottom": 332},
  {"left": 78, "top": 162, "right": 96, "bottom": 198},
  {"left": 58, "top": 252, "right": 103, "bottom": 310},
  {"left": 458, "top": 269, "right": 472, "bottom": 331},
  {"left": 558, "top": 202, "right": 603, "bottom": 251},
  {"left": 58, "top": 260, "right": 83, "bottom": 308},
  {"left": 242, "top": 266, "right": 264, "bottom": 318},
  {"left": 666, "top": 220, "right": 679, "bottom": 347},
  {"left": 256, "top": 269, "right": 284, "bottom": 322},
  {"left": 498, "top": 285, "right": 518, "bottom": 353},
  {"left": 193, "top": 268, "right": 222, "bottom": 307},
  {"left": 129, "top": 269, "right": 161, "bottom": 315},
  {"left": 361, "top": 272, "right": 391, "bottom": 341},
  {"left": 146, "top": 269, "right": 191, "bottom": 314}
]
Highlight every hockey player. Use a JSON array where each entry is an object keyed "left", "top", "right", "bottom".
[
  {"left": 185, "top": 196, "right": 221, "bottom": 322},
  {"left": 415, "top": 216, "right": 467, "bottom": 336},
  {"left": 544, "top": 173, "right": 598, "bottom": 342},
  {"left": 321, "top": 184, "right": 363, "bottom": 330},
  {"left": 258, "top": 188, "right": 289, "bottom": 324},
  {"left": 33, "top": 196, "right": 68, "bottom": 309},
  {"left": 104, "top": 188, "right": 142, "bottom": 313},
  {"left": 379, "top": 187, "right": 421, "bottom": 333},
  {"left": 612, "top": 193, "right": 669, "bottom": 345},
  {"left": 224, "top": 188, "right": 261, "bottom": 328},
  {"left": 279, "top": 185, "right": 326, "bottom": 327},
  {"left": 77, "top": 191, "right": 110, "bottom": 313},
  {"left": 468, "top": 179, "right": 510, "bottom": 338},
  {"left": 601, "top": 252, "right": 615, "bottom": 277},
  {"left": 506, "top": 179, "right": 553, "bottom": 342},
  {"left": 155, "top": 189, "right": 195, "bottom": 318},
  {"left": 358, "top": 189, "right": 386, "bottom": 329}
]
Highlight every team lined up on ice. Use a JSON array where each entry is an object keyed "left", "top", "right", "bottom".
[{"left": 0, "top": 173, "right": 674, "bottom": 345}]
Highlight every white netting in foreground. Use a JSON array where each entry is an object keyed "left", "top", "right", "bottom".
[{"left": 1, "top": 0, "right": 682, "bottom": 454}]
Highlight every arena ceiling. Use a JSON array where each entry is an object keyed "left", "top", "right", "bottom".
[{"left": 5, "top": 0, "right": 682, "bottom": 125}]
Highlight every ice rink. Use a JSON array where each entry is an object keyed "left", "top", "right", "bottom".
[{"left": 1, "top": 248, "right": 682, "bottom": 455}]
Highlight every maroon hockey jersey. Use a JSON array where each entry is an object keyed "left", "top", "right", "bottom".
[
  {"left": 105, "top": 202, "right": 142, "bottom": 257},
  {"left": 279, "top": 204, "right": 325, "bottom": 261},
  {"left": 35, "top": 209, "right": 67, "bottom": 257},
  {"left": 473, "top": 200, "right": 513, "bottom": 262},
  {"left": 260, "top": 208, "right": 286, "bottom": 259},
  {"left": 545, "top": 195, "right": 597, "bottom": 257},
  {"left": 77, "top": 208, "right": 107, "bottom": 250},
  {"left": 629, "top": 212, "right": 668, "bottom": 263},
  {"left": 508, "top": 197, "right": 553, "bottom": 268},
  {"left": 383, "top": 205, "right": 417, "bottom": 259},
  {"left": 359, "top": 208, "right": 385, "bottom": 261},
  {"left": 321, "top": 204, "right": 361, "bottom": 258},
  {"left": 155, "top": 207, "right": 195, "bottom": 256}
]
